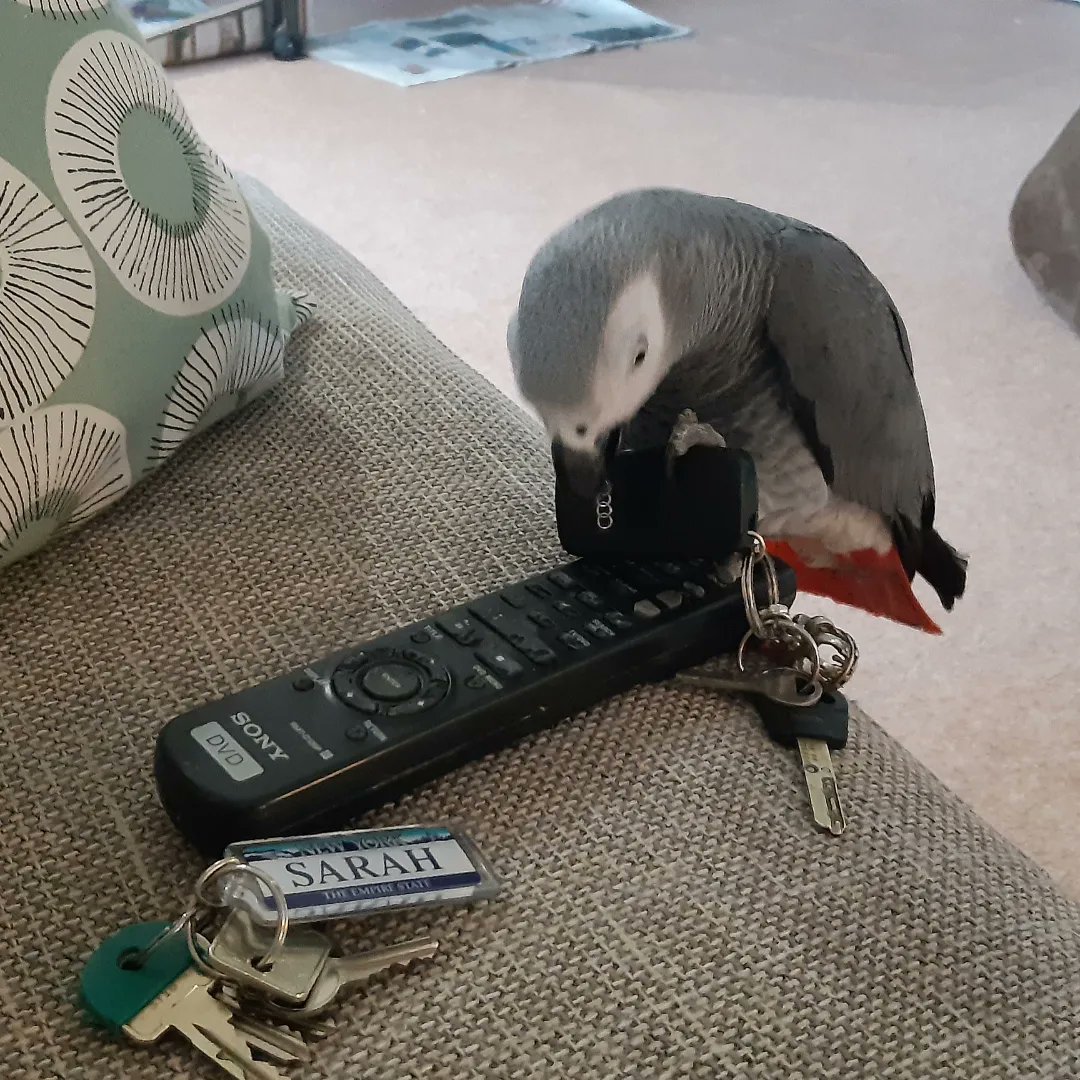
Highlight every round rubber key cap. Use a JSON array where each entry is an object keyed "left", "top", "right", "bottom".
[{"left": 361, "top": 663, "right": 421, "bottom": 701}]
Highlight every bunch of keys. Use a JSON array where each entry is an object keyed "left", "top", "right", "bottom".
[
  {"left": 676, "top": 532, "right": 860, "bottom": 837},
  {"left": 80, "top": 856, "right": 439, "bottom": 1078}
]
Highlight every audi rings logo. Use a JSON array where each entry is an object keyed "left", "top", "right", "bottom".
[{"left": 595, "top": 481, "right": 615, "bottom": 531}]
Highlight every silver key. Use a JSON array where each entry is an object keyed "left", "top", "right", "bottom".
[
  {"left": 206, "top": 909, "right": 332, "bottom": 1004},
  {"left": 799, "top": 743, "right": 846, "bottom": 833},
  {"left": 123, "top": 967, "right": 303, "bottom": 1079},
  {"left": 798, "top": 738, "right": 847, "bottom": 836},
  {"left": 673, "top": 666, "right": 823, "bottom": 708},
  {"left": 237, "top": 937, "right": 440, "bottom": 1024}
]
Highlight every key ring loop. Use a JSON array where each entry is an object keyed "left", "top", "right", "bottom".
[
  {"left": 736, "top": 620, "right": 823, "bottom": 687},
  {"left": 740, "top": 533, "right": 781, "bottom": 639},
  {"left": 186, "top": 856, "right": 291, "bottom": 972},
  {"left": 118, "top": 908, "right": 199, "bottom": 971}
]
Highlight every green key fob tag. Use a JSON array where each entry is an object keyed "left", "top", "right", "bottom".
[{"left": 81, "top": 921, "right": 191, "bottom": 1033}]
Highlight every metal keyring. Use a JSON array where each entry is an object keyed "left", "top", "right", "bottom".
[
  {"left": 118, "top": 907, "right": 199, "bottom": 971},
  {"left": 190, "top": 856, "right": 291, "bottom": 971},
  {"left": 736, "top": 620, "right": 823, "bottom": 687},
  {"left": 740, "top": 533, "right": 781, "bottom": 639}
]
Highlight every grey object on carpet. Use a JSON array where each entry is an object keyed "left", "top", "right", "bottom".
[
  {"left": 0, "top": 179, "right": 1078, "bottom": 1079},
  {"left": 1011, "top": 104, "right": 1080, "bottom": 334}
]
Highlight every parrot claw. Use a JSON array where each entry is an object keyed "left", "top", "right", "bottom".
[{"left": 667, "top": 409, "right": 727, "bottom": 477}]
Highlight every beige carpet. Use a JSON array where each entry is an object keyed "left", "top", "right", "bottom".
[{"left": 172, "top": 0, "right": 1080, "bottom": 897}]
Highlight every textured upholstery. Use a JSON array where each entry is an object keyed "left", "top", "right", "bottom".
[{"left": 1, "top": 179, "right": 1077, "bottom": 1080}]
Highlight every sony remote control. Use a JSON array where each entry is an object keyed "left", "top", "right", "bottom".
[{"left": 155, "top": 555, "right": 796, "bottom": 853}]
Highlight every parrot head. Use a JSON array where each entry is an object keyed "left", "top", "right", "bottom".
[{"left": 508, "top": 217, "right": 680, "bottom": 496}]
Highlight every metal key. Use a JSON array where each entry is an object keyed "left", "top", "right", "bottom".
[
  {"left": 124, "top": 968, "right": 303, "bottom": 1079},
  {"left": 206, "top": 908, "right": 332, "bottom": 1004},
  {"left": 81, "top": 920, "right": 308, "bottom": 1079},
  {"left": 229, "top": 937, "right": 440, "bottom": 1024},
  {"left": 673, "top": 665, "right": 823, "bottom": 707},
  {"left": 754, "top": 689, "right": 850, "bottom": 835}
]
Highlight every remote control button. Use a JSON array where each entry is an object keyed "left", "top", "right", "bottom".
[
  {"left": 402, "top": 649, "right": 446, "bottom": 679},
  {"left": 332, "top": 667, "right": 380, "bottom": 712},
  {"left": 465, "top": 672, "right": 504, "bottom": 690},
  {"left": 292, "top": 675, "right": 315, "bottom": 692},
  {"left": 682, "top": 581, "right": 707, "bottom": 599},
  {"left": 361, "top": 663, "right": 422, "bottom": 702},
  {"left": 658, "top": 562, "right": 685, "bottom": 577},
  {"left": 388, "top": 694, "right": 442, "bottom": 716},
  {"left": 657, "top": 590, "right": 684, "bottom": 610},
  {"left": 345, "top": 724, "right": 369, "bottom": 742},
  {"left": 436, "top": 616, "right": 484, "bottom": 645},
  {"left": 607, "top": 577, "right": 640, "bottom": 599},
  {"left": 522, "top": 643, "right": 556, "bottom": 665},
  {"left": 558, "top": 630, "right": 591, "bottom": 651},
  {"left": 339, "top": 651, "right": 369, "bottom": 669},
  {"left": 499, "top": 588, "right": 529, "bottom": 609},
  {"left": 528, "top": 610, "right": 555, "bottom": 629},
  {"left": 585, "top": 619, "right": 616, "bottom": 640},
  {"left": 605, "top": 610, "right": 634, "bottom": 631},
  {"left": 634, "top": 599, "right": 662, "bottom": 619},
  {"left": 576, "top": 591, "right": 605, "bottom": 611},
  {"left": 553, "top": 601, "right": 577, "bottom": 616},
  {"left": 476, "top": 646, "right": 524, "bottom": 680},
  {"left": 410, "top": 631, "right": 431, "bottom": 644},
  {"left": 337, "top": 686, "right": 380, "bottom": 714},
  {"left": 548, "top": 571, "right": 576, "bottom": 590},
  {"left": 526, "top": 583, "right": 553, "bottom": 600}
]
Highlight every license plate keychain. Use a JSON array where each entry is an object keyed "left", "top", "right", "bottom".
[{"left": 220, "top": 824, "right": 501, "bottom": 925}]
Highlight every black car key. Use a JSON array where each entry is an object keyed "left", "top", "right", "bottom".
[{"left": 755, "top": 689, "right": 849, "bottom": 836}]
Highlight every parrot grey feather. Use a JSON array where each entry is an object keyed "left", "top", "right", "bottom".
[
  {"left": 763, "top": 223, "right": 931, "bottom": 520},
  {"left": 509, "top": 187, "right": 967, "bottom": 610}
]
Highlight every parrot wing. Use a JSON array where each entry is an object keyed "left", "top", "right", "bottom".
[{"left": 762, "top": 223, "right": 965, "bottom": 628}]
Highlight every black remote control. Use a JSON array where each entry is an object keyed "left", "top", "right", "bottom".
[{"left": 155, "top": 556, "right": 796, "bottom": 853}]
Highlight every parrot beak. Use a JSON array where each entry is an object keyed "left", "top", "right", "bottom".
[{"left": 552, "top": 429, "right": 622, "bottom": 498}]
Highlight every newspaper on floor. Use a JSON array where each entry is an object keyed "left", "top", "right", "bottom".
[{"left": 307, "top": 0, "right": 691, "bottom": 87}]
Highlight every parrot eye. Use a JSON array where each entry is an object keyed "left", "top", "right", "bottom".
[
  {"left": 633, "top": 339, "right": 648, "bottom": 368},
  {"left": 575, "top": 424, "right": 588, "bottom": 437}
]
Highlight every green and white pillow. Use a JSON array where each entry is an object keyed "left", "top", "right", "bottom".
[{"left": 0, "top": 1, "right": 312, "bottom": 572}]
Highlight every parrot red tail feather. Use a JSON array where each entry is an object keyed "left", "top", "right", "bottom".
[{"left": 764, "top": 539, "right": 943, "bottom": 635}]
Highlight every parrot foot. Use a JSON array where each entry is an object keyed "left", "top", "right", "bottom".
[{"left": 667, "top": 409, "right": 727, "bottom": 470}]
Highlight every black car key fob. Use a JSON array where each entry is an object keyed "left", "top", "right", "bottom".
[{"left": 553, "top": 440, "right": 758, "bottom": 560}]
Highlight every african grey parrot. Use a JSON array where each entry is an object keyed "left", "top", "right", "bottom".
[{"left": 507, "top": 188, "right": 967, "bottom": 632}]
